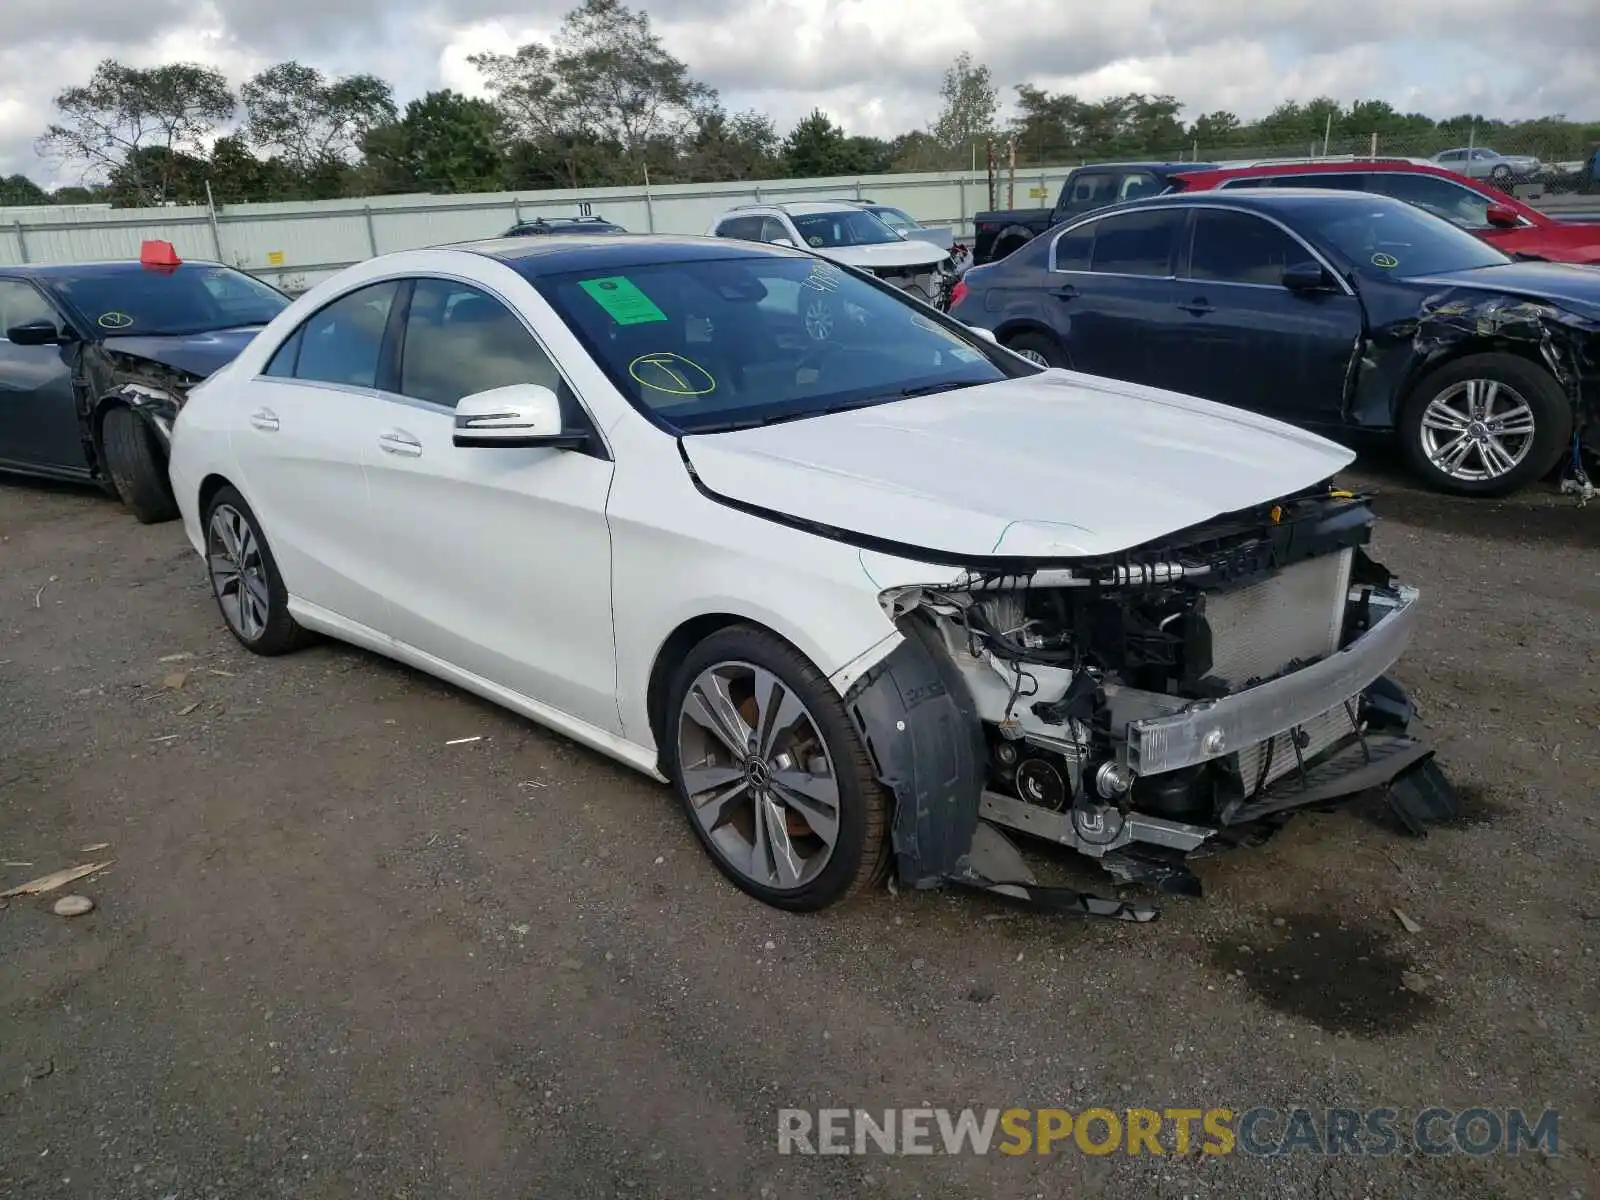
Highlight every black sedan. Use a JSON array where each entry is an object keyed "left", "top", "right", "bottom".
[
  {"left": 949, "top": 189, "right": 1600, "bottom": 497},
  {"left": 0, "top": 243, "right": 289, "bottom": 521}
]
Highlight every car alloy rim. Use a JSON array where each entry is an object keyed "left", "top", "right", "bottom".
[
  {"left": 207, "top": 504, "right": 270, "bottom": 640},
  {"left": 676, "top": 661, "right": 842, "bottom": 891},
  {"left": 1419, "top": 378, "right": 1537, "bottom": 482},
  {"left": 1015, "top": 347, "right": 1050, "bottom": 367},
  {"left": 803, "top": 296, "right": 834, "bottom": 340}
]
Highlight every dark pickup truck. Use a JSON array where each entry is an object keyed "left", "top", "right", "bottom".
[{"left": 970, "top": 161, "right": 1216, "bottom": 264}]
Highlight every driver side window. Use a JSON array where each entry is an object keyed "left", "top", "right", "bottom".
[{"left": 0, "top": 279, "right": 60, "bottom": 338}]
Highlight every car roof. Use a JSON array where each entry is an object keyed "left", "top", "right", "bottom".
[
  {"left": 464, "top": 232, "right": 804, "bottom": 278},
  {"left": 1081, "top": 161, "right": 1220, "bottom": 173},
  {"left": 1175, "top": 158, "right": 1486, "bottom": 186},
  {"left": 1122, "top": 187, "right": 1413, "bottom": 211},
  {"left": 4, "top": 259, "right": 228, "bottom": 278}
]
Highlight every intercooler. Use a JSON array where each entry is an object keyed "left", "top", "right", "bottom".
[{"left": 1204, "top": 548, "right": 1358, "bottom": 796}]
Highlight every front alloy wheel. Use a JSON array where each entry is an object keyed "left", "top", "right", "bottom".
[
  {"left": 1417, "top": 378, "right": 1537, "bottom": 484},
  {"left": 202, "top": 485, "right": 309, "bottom": 655},
  {"left": 667, "top": 627, "right": 889, "bottom": 911}
]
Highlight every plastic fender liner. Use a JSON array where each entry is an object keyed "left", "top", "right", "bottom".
[
  {"left": 843, "top": 617, "right": 986, "bottom": 888},
  {"left": 107, "top": 382, "right": 181, "bottom": 446}
]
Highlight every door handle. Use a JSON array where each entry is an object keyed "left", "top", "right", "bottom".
[
  {"left": 377, "top": 429, "right": 423, "bottom": 457},
  {"left": 1178, "top": 298, "right": 1214, "bottom": 315},
  {"left": 1051, "top": 283, "right": 1079, "bottom": 300},
  {"left": 249, "top": 408, "right": 279, "bottom": 431}
]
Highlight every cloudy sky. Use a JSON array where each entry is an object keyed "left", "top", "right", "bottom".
[{"left": 3, "top": 0, "right": 1598, "bottom": 185}]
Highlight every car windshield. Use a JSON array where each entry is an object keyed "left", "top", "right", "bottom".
[
  {"left": 534, "top": 253, "right": 1014, "bottom": 434},
  {"left": 50, "top": 264, "right": 289, "bottom": 336},
  {"left": 788, "top": 210, "right": 903, "bottom": 248},
  {"left": 1295, "top": 197, "right": 1511, "bottom": 278}
]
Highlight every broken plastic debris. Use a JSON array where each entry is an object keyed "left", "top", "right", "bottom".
[
  {"left": 444, "top": 736, "right": 482, "bottom": 746},
  {"left": 1, "top": 861, "right": 113, "bottom": 899},
  {"left": 80, "top": 843, "right": 111, "bottom": 853},
  {"left": 157, "top": 652, "right": 194, "bottom": 663},
  {"left": 162, "top": 671, "right": 189, "bottom": 690},
  {"left": 1392, "top": 907, "right": 1423, "bottom": 934},
  {"left": 53, "top": 895, "right": 94, "bottom": 917}
]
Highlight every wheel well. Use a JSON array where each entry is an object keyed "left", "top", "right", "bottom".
[
  {"left": 644, "top": 613, "right": 817, "bottom": 772},
  {"left": 1402, "top": 340, "right": 1556, "bottom": 409},
  {"left": 197, "top": 473, "right": 233, "bottom": 518}
]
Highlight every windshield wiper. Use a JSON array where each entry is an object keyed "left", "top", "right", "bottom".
[{"left": 884, "top": 380, "right": 984, "bottom": 400}]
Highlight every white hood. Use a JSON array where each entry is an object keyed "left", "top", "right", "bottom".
[
  {"left": 682, "top": 371, "right": 1355, "bottom": 560},
  {"left": 812, "top": 239, "right": 949, "bottom": 271}
]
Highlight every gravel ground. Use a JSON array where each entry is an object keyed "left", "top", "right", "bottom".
[{"left": 1, "top": 461, "right": 1597, "bottom": 1199}]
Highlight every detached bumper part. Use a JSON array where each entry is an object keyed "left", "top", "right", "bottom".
[{"left": 1122, "top": 585, "right": 1421, "bottom": 776}]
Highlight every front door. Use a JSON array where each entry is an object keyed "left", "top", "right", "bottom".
[
  {"left": 0, "top": 278, "right": 86, "bottom": 474},
  {"left": 1174, "top": 208, "right": 1365, "bottom": 427},
  {"left": 359, "top": 276, "right": 620, "bottom": 733}
]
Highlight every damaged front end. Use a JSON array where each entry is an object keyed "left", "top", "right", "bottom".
[
  {"left": 845, "top": 483, "right": 1460, "bottom": 921},
  {"left": 88, "top": 345, "right": 205, "bottom": 448}
]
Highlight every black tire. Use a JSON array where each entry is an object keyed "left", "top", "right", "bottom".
[
  {"left": 1004, "top": 330, "right": 1070, "bottom": 369},
  {"left": 992, "top": 235, "right": 1030, "bottom": 261},
  {"left": 1490, "top": 164, "right": 1511, "bottom": 184},
  {"left": 201, "top": 485, "right": 311, "bottom": 656},
  {"left": 1399, "top": 353, "right": 1573, "bottom": 497},
  {"left": 101, "top": 405, "right": 178, "bottom": 524},
  {"left": 663, "top": 624, "right": 890, "bottom": 912}
]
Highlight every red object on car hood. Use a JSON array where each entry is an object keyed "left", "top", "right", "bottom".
[{"left": 140, "top": 239, "right": 182, "bottom": 271}]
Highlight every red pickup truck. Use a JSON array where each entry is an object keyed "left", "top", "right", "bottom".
[{"left": 1169, "top": 159, "right": 1600, "bottom": 265}]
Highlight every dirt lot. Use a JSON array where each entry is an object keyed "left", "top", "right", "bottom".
[{"left": 2, "top": 462, "right": 1597, "bottom": 1199}]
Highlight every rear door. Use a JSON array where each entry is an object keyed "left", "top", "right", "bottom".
[
  {"left": 1174, "top": 207, "right": 1365, "bottom": 426},
  {"left": 1047, "top": 207, "right": 1187, "bottom": 389},
  {"left": 0, "top": 278, "right": 87, "bottom": 473},
  {"left": 231, "top": 279, "right": 404, "bottom": 629}
]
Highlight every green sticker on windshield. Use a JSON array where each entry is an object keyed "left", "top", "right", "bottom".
[{"left": 578, "top": 276, "right": 668, "bottom": 325}]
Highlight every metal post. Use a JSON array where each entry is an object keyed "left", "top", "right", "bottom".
[
  {"left": 204, "top": 180, "right": 225, "bottom": 261},
  {"left": 643, "top": 164, "right": 655, "bottom": 233},
  {"left": 958, "top": 175, "right": 967, "bottom": 236},
  {"left": 1370, "top": 131, "right": 1378, "bottom": 159},
  {"left": 1322, "top": 112, "right": 1332, "bottom": 157},
  {"left": 855, "top": 179, "right": 863, "bottom": 200},
  {"left": 13, "top": 220, "right": 29, "bottom": 264},
  {"left": 363, "top": 205, "right": 379, "bottom": 257},
  {"left": 513, "top": 196, "right": 524, "bottom": 224}
]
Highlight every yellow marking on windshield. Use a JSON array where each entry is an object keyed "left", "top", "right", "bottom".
[{"left": 628, "top": 352, "right": 716, "bottom": 396}]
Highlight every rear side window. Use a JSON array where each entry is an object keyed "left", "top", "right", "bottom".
[
  {"left": 1051, "top": 224, "right": 1094, "bottom": 272},
  {"left": 1186, "top": 210, "right": 1307, "bottom": 285},
  {"left": 290, "top": 280, "right": 401, "bottom": 389},
  {"left": 1087, "top": 210, "right": 1182, "bottom": 276},
  {"left": 715, "top": 216, "right": 763, "bottom": 241}
]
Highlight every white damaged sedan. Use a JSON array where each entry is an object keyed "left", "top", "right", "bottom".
[{"left": 168, "top": 234, "right": 1459, "bottom": 920}]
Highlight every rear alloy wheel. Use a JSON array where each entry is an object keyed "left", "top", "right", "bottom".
[
  {"left": 666, "top": 626, "right": 889, "bottom": 911},
  {"left": 101, "top": 405, "right": 178, "bottom": 524},
  {"left": 1400, "top": 354, "right": 1571, "bottom": 497},
  {"left": 203, "top": 486, "right": 310, "bottom": 655},
  {"left": 1004, "top": 330, "right": 1069, "bottom": 369}
]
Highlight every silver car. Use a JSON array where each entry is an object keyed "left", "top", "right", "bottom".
[{"left": 1431, "top": 147, "right": 1542, "bottom": 183}]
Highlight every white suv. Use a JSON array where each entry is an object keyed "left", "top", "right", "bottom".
[{"left": 707, "top": 202, "right": 955, "bottom": 307}]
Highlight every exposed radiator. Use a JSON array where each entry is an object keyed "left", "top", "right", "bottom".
[
  {"left": 1206, "top": 547, "right": 1353, "bottom": 686},
  {"left": 1204, "top": 547, "right": 1358, "bottom": 798},
  {"left": 1235, "top": 697, "right": 1359, "bottom": 797}
]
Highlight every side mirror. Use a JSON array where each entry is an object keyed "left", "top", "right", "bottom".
[
  {"left": 966, "top": 325, "right": 998, "bottom": 345},
  {"left": 1282, "top": 262, "right": 1332, "bottom": 293},
  {"left": 452, "top": 383, "right": 588, "bottom": 451},
  {"left": 1485, "top": 203, "right": 1520, "bottom": 228},
  {"left": 6, "top": 319, "right": 66, "bottom": 346},
  {"left": 769, "top": 237, "right": 796, "bottom": 248}
]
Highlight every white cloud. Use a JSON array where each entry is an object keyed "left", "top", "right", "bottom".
[{"left": 4, "top": 0, "right": 1597, "bottom": 187}]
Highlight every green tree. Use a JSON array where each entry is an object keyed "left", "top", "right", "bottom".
[
  {"left": 241, "top": 61, "right": 396, "bottom": 190},
  {"left": 36, "top": 59, "right": 235, "bottom": 204},
  {"left": 932, "top": 52, "right": 998, "bottom": 158},
  {"left": 362, "top": 91, "right": 506, "bottom": 194},
  {"left": 470, "top": 0, "right": 716, "bottom": 184},
  {"left": 1, "top": 174, "right": 51, "bottom": 206},
  {"left": 683, "top": 110, "right": 782, "bottom": 181}
]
